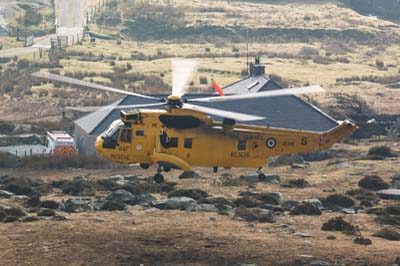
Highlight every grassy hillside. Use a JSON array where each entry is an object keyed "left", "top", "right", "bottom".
[{"left": 1, "top": 0, "right": 400, "bottom": 124}]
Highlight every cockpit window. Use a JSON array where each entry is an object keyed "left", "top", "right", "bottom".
[{"left": 120, "top": 129, "right": 132, "bottom": 143}]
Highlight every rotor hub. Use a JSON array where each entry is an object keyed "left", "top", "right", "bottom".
[{"left": 167, "top": 95, "right": 183, "bottom": 109}]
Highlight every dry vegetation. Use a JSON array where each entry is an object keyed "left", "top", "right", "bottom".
[{"left": 0, "top": 140, "right": 399, "bottom": 265}]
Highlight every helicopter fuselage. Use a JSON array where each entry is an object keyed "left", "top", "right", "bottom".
[{"left": 95, "top": 108, "right": 358, "bottom": 171}]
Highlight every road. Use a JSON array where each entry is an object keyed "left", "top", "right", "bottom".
[{"left": 0, "top": 0, "right": 104, "bottom": 57}]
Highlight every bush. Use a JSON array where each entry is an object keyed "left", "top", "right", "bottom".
[
  {"left": 0, "top": 121, "right": 16, "bottom": 134},
  {"left": 373, "top": 228, "right": 400, "bottom": 241},
  {"left": 321, "top": 217, "right": 356, "bottom": 234},
  {"left": 368, "top": 146, "right": 397, "bottom": 158},
  {"left": 290, "top": 202, "right": 321, "bottom": 216},
  {"left": 100, "top": 199, "right": 126, "bottom": 211},
  {"left": 323, "top": 194, "right": 355, "bottom": 209},
  {"left": 358, "top": 175, "right": 390, "bottom": 191},
  {"left": 37, "top": 208, "right": 56, "bottom": 217},
  {"left": 376, "top": 59, "right": 385, "bottom": 68},
  {"left": 281, "top": 178, "right": 310, "bottom": 188},
  {"left": 40, "top": 200, "right": 60, "bottom": 210},
  {"left": 199, "top": 76, "right": 208, "bottom": 85}
]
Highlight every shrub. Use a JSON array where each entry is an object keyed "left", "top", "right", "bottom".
[
  {"left": 321, "top": 217, "right": 356, "bottom": 234},
  {"left": 199, "top": 76, "right": 208, "bottom": 85},
  {"left": 323, "top": 194, "right": 355, "bottom": 209},
  {"left": 373, "top": 228, "right": 400, "bottom": 241},
  {"left": 290, "top": 202, "right": 321, "bottom": 216},
  {"left": 100, "top": 199, "right": 126, "bottom": 211},
  {"left": 281, "top": 178, "right": 310, "bottom": 188},
  {"left": 358, "top": 175, "right": 390, "bottom": 191},
  {"left": 368, "top": 146, "right": 397, "bottom": 158},
  {"left": 376, "top": 59, "right": 385, "bottom": 68}
]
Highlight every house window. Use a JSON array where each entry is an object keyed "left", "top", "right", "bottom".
[
  {"left": 238, "top": 140, "right": 246, "bottom": 151},
  {"left": 136, "top": 130, "right": 145, "bottom": 136},
  {"left": 120, "top": 129, "right": 132, "bottom": 143},
  {"left": 184, "top": 138, "right": 192, "bottom": 149}
]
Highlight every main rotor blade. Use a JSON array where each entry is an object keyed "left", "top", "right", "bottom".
[
  {"left": 172, "top": 59, "right": 197, "bottom": 97},
  {"left": 66, "top": 102, "right": 166, "bottom": 112},
  {"left": 188, "top": 86, "right": 324, "bottom": 103},
  {"left": 184, "top": 103, "right": 265, "bottom": 122},
  {"left": 31, "top": 72, "right": 161, "bottom": 101}
]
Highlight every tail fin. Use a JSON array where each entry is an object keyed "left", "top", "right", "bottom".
[{"left": 319, "top": 120, "right": 358, "bottom": 149}]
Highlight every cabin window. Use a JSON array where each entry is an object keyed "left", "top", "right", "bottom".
[
  {"left": 238, "top": 140, "right": 246, "bottom": 151},
  {"left": 184, "top": 138, "right": 192, "bottom": 149},
  {"left": 136, "top": 130, "right": 145, "bottom": 136},
  {"left": 120, "top": 129, "right": 132, "bottom": 143},
  {"left": 168, "top": 137, "right": 178, "bottom": 148}
]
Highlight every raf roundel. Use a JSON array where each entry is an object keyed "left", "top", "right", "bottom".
[{"left": 266, "top": 138, "right": 277, "bottom": 149}]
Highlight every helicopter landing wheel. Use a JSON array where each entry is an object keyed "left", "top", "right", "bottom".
[
  {"left": 153, "top": 173, "right": 164, "bottom": 184},
  {"left": 163, "top": 166, "right": 171, "bottom": 172},
  {"left": 258, "top": 173, "right": 266, "bottom": 181}
]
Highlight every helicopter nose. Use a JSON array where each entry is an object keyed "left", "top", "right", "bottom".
[{"left": 95, "top": 136, "right": 104, "bottom": 154}]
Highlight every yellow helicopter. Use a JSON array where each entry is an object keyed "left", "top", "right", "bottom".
[{"left": 33, "top": 60, "right": 358, "bottom": 183}]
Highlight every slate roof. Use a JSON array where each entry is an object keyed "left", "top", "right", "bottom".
[
  {"left": 75, "top": 59, "right": 338, "bottom": 136},
  {"left": 75, "top": 92, "right": 337, "bottom": 136}
]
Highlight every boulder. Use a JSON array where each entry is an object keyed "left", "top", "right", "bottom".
[
  {"left": 255, "top": 192, "right": 284, "bottom": 205},
  {"left": 179, "top": 171, "right": 201, "bottom": 179},
  {"left": 392, "top": 173, "right": 400, "bottom": 188},
  {"left": 151, "top": 196, "right": 197, "bottom": 210},
  {"left": 377, "top": 189, "right": 400, "bottom": 200},
  {"left": 235, "top": 206, "right": 275, "bottom": 223},
  {"left": 62, "top": 197, "right": 94, "bottom": 213},
  {"left": 0, "top": 190, "right": 14, "bottom": 198},
  {"left": 282, "top": 200, "right": 300, "bottom": 211},
  {"left": 188, "top": 204, "right": 219, "bottom": 212},
  {"left": 240, "top": 174, "right": 280, "bottom": 184},
  {"left": 168, "top": 189, "right": 208, "bottom": 202},
  {"left": 305, "top": 198, "right": 324, "bottom": 210},
  {"left": 106, "top": 189, "right": 135, "bottom": 204}
]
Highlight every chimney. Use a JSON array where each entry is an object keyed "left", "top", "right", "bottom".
[{"left": 249, "top": 56, "right": 265, "bottom": 76}]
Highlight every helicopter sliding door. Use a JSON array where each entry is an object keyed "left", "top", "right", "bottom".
[{"left": 130, "top": 126, "right": 153, "bottom": 164}]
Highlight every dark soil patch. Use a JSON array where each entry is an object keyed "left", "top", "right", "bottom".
[
  {"left": 373, "top": 228, "right": 400, "bottom": 241},
  {"left": 358, "top": 175, "right": 390, "bottom": 191},
  {"left": 281, "top": 178, "right": 310, "bottom": 188},
  {"left": 321, "top": 217, "right": 356, "bottom": 235},
  {"left": 290, "top": 202, "right": 321, "bottom": 216}
]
